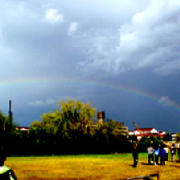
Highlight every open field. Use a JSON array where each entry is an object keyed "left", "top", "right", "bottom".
[{"left": 5, "top": 153, "right": 180, "bottom": 180}]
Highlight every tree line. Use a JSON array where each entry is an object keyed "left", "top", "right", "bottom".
[{"left": 0, "top": 99, "right": 174, "bottom": 156}]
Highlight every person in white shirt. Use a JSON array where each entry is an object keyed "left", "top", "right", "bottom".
[{"left": 147, "top": 146, "right": 154, "bottom": 165}]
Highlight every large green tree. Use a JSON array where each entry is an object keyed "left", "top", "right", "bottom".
[
  {"left": 28, "top": 99, "right": 133, "bottom": 155},
  {"left": 30, "top": 99, "right": 97, "bottom": 137},
  {"left": 58, "top": 99, "right": 96, "bottom": 124},
  {"left": 29, "top": 99, "right": 97, "bottom": 154}
]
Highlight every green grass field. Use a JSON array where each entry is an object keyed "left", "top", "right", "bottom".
[{"left": 5, "top": 153, "right": 180, "bottom": 180}]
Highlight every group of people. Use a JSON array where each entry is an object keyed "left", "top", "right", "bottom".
[
  {"left": 132, "top": 142, "right": 178, "bottom": 167},
  {"left": 147, "top": 145, "right": 167, "bottom": 165}
]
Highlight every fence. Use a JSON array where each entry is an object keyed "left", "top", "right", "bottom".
[{"left": 122, "top": 172, "right": 160, "bottom": 180}]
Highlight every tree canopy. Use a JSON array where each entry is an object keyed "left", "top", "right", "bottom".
[
  {"left": 30, "top": 99, "right": 97, "bottom": 137},
  {"left": 28, "top": 99, "right": 131, "bottom": 154}
]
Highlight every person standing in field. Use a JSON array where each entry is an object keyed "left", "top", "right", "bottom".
[
  {"left": 164, "top": 146, "right": 169, "bottom": 161},
  {"left": 0, "top": 148, "right": 17, "bottom": 180},
  {"left": 154, "top": 146, "right": 159, "bottom": 165},
  {"left": 159, "top": 146, "right": 166, "bottom": 165},
  {"left": 171, "top": 144, "right": 176, "bottom": 162},
  {"left": 132, "top": 142, "right": 138, "bottom": 167},
  {"left": 178, "top": 145, "right": 180, "bottom": 162},
  {"left": 147, "top": 145, "right": 154, "bottom": 165}
]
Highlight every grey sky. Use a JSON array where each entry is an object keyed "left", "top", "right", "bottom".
[{"left": 1, "top": 0, "right": 180, "bottom": 132}]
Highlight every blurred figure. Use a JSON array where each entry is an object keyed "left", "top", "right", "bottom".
[
  {"left": 147, "top": 145, "right": 154, "bottom": 165},
  {"left": 0, "top": 148, "right": 17, "bottom": 180},
  {"left": 171, "top": 144, "right": 176, "bottom": 162},
  {"left": 132, "top": 142, "right": 138, "bottom": 167},
  {"left": 164, "top": 146, "right": 169, "bottom": 161},
  {"left": 159, "top": 146, "right": 166, "bottom": 165},
  {"left": 178, "top": 145, "right": 180, "bottom": 162},
  {"left": 154, "top": 146, "right": 159, "bottom": 165}
]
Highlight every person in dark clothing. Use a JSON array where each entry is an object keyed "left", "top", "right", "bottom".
[
  {"left": 178, "top": 145, "right": 180, "bottom": 162},
  {"left": 132, "top": 143, "right": 138, "bottom": 167},
  {"left": 0, "top": 148, "right": 17, "bottom": 180},
  {"left": 159, "top": 147, "right": 166, "bottom": 165}
]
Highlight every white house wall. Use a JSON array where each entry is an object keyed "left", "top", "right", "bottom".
[{"left": 150, "top": 128, "right": 158, "bottom": 133}]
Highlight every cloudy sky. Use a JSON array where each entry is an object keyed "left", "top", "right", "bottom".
[{"left": 1, "top": 0, "right": 180, "bottom": 132}]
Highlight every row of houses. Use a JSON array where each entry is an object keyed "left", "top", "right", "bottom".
[
  {"left": 128, "top": 127, "right": 177, "bottom": 141},
  {"left": 128, "top": 128, "right": 165, "bottom": 140}
]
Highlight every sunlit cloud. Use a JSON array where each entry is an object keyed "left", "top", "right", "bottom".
[
  {"left": 157, "top": 96, "right": 175, "bottom": 107},
  {"left": 42, "top": 9, "right": 64, "bottom": 24},
  {"left": 28, "top": 98, "right": 57, "bottom": 106},
  {"left": 67, "top": 22, "right": 79, "bottom": 36},
  {"left": 28, "top": 95, "right": 84, "bottom": 107}
]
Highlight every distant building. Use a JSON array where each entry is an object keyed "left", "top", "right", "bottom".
[
  {"left": 122, "top": 126, "right": 128, "bottom": 136},
  {"left": 97, "top": 111, "right": 105, "bottom": 124},
  {"left": 133, "top": 128, "right": 158, "bottom": 135},
  {"left": 16, "top": 127, "right": 31, "bottom": 132},
  {"left": 172, "top": 133, "right": 177, "bottom": 142},
  {"left": 119, "top": 124, "right": 128, "bottom": 135},
  {"left": 97, "top": 111, "right": 128, "bottom": 135},
  {"left": 113, "top": 122, "right": 128, "bottom": 136},
  {"left": 128, "top": 128, "right": 163, "bottom": 140},
  {"left": 158, "top": 130, "right": 166, "bottom": 136}
]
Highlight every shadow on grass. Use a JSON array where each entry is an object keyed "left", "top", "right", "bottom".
[
  {"left": 141, "top": 162, "right": 150, "bottom": 165},
  {"left": 169, "top": 164, "right": 180, "bottom": 168},
  {"left": 128, "top": 164, "right": 138, "bottom": 168}
]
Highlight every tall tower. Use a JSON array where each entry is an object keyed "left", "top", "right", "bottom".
[{"left": 97, "top": 111, "right": 105, "bottom": 124}]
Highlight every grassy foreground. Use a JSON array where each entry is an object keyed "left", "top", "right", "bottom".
[{"left": 5, "top": 153, "right": 180, "bottom": 180}]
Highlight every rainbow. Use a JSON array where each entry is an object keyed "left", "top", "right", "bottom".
[
  {"left": 0, "top": 78, "right": 48, "bottom": 87},
  {"left": 1, "top": 77, "right": 180, "bottom": 112},
  {"left": 91, "top": 81, "right": 180, "bottom": 113},
  {"left": 111, "top": 84, "right": 180, "bottom": 111}
]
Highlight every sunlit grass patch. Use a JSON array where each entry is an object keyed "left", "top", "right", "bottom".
[{"left": 4, "top": 153, "right": 180, "bottom": 180}]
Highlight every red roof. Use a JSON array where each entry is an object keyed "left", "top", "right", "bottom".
[
  {"left": 136, "top": 134, "right": 164, "bottom": 137},
  {"left": 16, "top": 127, "right": 31, "bottom": 130},
  {"left": 134, "top": 128, "right": 154, "bottom": 131}
]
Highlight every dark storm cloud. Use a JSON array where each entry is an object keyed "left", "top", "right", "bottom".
[
  {"left": 0, "top": 0, "right": 150, "bottom": 80},
  {"left": 0, "top": 0, "right": 180, "bottom": 132}
]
